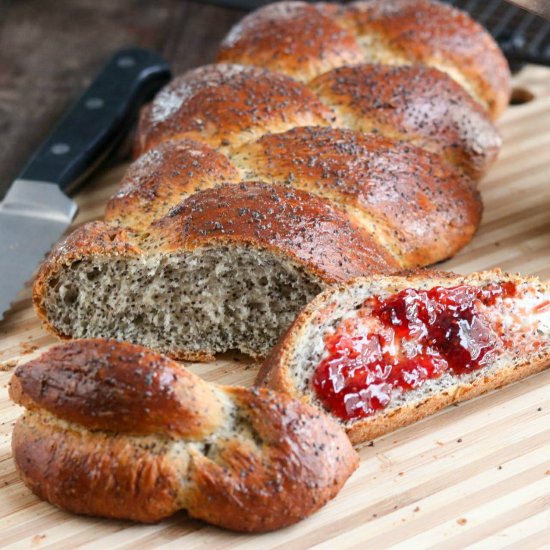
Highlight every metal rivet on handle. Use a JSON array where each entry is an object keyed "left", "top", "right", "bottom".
[
  {"left": 85, "top": 97, "right": 104, "bottom": 109},
  {"left": 117, "top": 56, "right": 136, "bottom": 68},
  {"left": 50, "top": 143, "right": 70, "bottom": 155}
]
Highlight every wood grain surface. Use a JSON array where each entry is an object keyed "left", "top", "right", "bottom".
[{"left": 1, "top": 2, "right": 550, "bottom": 548}]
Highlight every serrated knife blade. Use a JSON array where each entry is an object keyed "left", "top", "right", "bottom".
[
  {"left": 0, "top": 180, "right": 77, "bottom": 319},
  {"left": 0, "top": 48, "right": 170, "bottom": 321}
]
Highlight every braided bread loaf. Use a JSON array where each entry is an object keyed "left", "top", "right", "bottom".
[
  {"left": 33, "top": 0, "right": 509, "bottom": 360},
  {"left": 10, "top": 339, "right": 358, "bottom": 530}
]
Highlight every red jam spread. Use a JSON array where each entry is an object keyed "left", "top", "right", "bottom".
[{"left": 312, "top": 282, "right": 517, "bottom": 421}]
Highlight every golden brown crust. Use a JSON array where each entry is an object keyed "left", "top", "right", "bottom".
[
  {"left": 258, "top": 270, "right": 550, "bottom": 444},
  {"left": 134, "top": 63, "right": 334, "bottom": 156},
  {"left": 217, "top": 0, "right": 510, "bottom": 119},
  {"left": 9, "top": 339, "right": 224, "bottom": 438},
  {"left": 184, "top": 386, "right": 358, "bottom": 531},
  {"left": 133, "top": 61, "right": 501, "bottom": 183},
  {"left": 105, "top": 139, "right": 241, "bottom": 229},
  {"left": 117, "top": 127, "right": 482, "bottom": 269},
  {"left": 336, "top": 0, "right": 511, "bottom": 119},
  {"left": 12, "top": 415, "right": 185, "bottom": 523},
  {"left": 233, "top": 127, "right": 482, "bottom": 267},
  {"left": 309, "top": 64, "right": 501, "bottom": 179},
  {"left": 10, "top": 340, "right": 359, "bottom": 531},
  {"left": 217, "top": 3, "right": 363, "bottom": 82},
  {"left": 151, "top": 182, "right": 398, "bottom": 282}
]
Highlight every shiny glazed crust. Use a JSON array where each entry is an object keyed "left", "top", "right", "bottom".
[
  {"left": 39, "top": 181, "right": 397, "bottom": 284},
  {"left": 149, "top": 182, "right": 396, "bottom": 280},
  {"left": 105, "top": 139, "right": 242, "bottom": 230},
  {"left": 336, "top": 0, "right": 510, "bottom": 119},
  {"left": 134, "top": 64, "right": 334, "bottom": 157},
  {"left": 218, "top": 0, "right": 510, "bottom": 118},
  {"left": 233, "top": 127, "right": 482, "bottom": 266},
  {"left": 218, "top": 0, "right": 511, "bottom": 119},
  {"left": 10, "top": 339, "right": 359, "bottom": 531},
  {"left": 258, "top": 270, "right": 550, "bottom": 444},
  {"left": 309, "top": 64, "right": 501, "bottom": 180},
  {"left": 134, "top": 62, "right": 501, "bottom": 182},
  {"left": 106, "top": 127, "right": 482, "bottom": 269},
  {"left": 217, "top": 3, "right": 364, "bottom": 83}
]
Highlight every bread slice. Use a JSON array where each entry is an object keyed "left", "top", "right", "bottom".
[
  {"left": 10, "top": 339, "right": 358, "bottom": 531},
  {"left": 258, "top": 270, "right": 550, "bottom": 444},
  {"left": 34, "top": 182, "right": 396, "bottom": 361}
]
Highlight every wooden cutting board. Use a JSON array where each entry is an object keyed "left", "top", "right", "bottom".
[{"left": 1, "top": 65, "right": 549, "bottom": 549}]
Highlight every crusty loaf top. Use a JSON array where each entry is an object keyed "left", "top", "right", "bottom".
[
  {"left": 151, "top": 182, "right": 397, "bottom": 281},
  {"left": 332, "top": 0, "right": 510, "bottom": 117},
  {"left": 105, "top": 126, "right": 482, "bottom": 269},
  {"left": 218, "top": 0, "right": 511, "bottom": 119},
  {"left": 105, "top": 139, "right": 242, "bottom": 230},
  {"left": 233, "top": 127, "right": 482, "bottom": 266},
  {"left": 135, "top": 63, "right": 334, "bottom": 156},
  {"left": 309, "top": 64, "right": 502, "bottom": 179},
  {"left": 133, "top": 60, "right": 501, "bottom": 181},
  {"left": 219, "top": 2, "right": 364, "bottom": 83}
]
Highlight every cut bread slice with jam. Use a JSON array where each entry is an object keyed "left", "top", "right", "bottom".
[{"left": 257, "top": 270, "right": 550, "bottom": 445}]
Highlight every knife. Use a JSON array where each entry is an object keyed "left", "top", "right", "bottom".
[{"left": 0, "top": 47, "right": 171, "bottom": 320}]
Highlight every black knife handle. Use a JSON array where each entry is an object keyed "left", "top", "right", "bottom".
[{"left": 18, "top": 47, "right": 171, "bottom": 194}]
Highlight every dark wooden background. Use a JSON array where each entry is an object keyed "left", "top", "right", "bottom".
[{"left": 0, "top": 0, "right": 244, "bottom": 197}]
